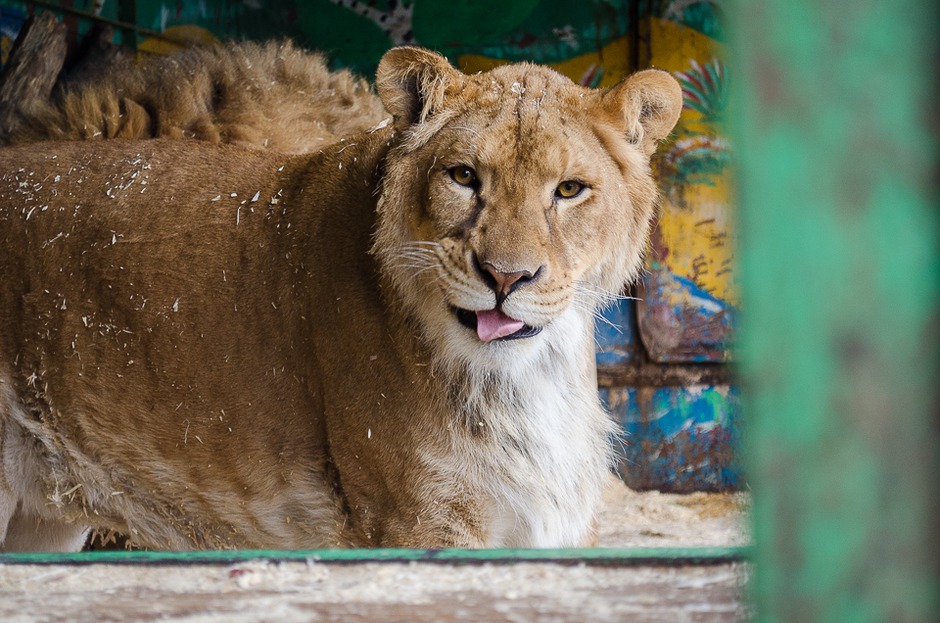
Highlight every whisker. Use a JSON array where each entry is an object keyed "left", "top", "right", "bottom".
[
  {"left": 573, "top": 280, "right": 643, "bottom": 304},
  {"left": 590, "top": 299, "right": 630, "bottom": 334},
  {"left": 396, "top": 246, "right": 439, "bottom": 255},
  {"left": 395, "top": 265, "right": 441, "bottom": 281},
  {"left": 395, "top": 254, "right": 437, "bottom": 264},
  {"left": 393, "top": 249, "right": 439, "bottom": 261},
  {"left": 566, "top": 295, "right": 626, "bottom": 336},
  {"left": 592, "top": 310, "right": 623, "bottom": 334},
  {"left": 413, "top": 267, "right": 443, "bottom": 279},
  {"left": 391, "top": 263, "right": 438, "bottom": 272}
]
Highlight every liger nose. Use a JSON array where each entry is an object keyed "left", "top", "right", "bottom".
[{"left": 473, "top": 254, "right": 542, "bottom": 306}]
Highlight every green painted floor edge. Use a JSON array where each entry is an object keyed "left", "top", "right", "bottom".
[{"left": 0, "top": 546, "right": 750, "bottom": 566}]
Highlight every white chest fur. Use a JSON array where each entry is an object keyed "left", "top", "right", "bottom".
[
  {"left": 484, "top": 378, "right": 610, "bottom": 548},
  {"left": 426, "top": 308, "right": 614, "bottom": 548}
]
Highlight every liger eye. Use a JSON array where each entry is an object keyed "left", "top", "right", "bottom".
[
  {"left": 555, "top": 180, "right": 585, "bottom": 199},
  {"left": 449, "top": 166, "right": 478, "bottom": 187}
]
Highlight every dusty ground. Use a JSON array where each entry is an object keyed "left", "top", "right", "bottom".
[
  {"left": 0, "top": 477, "right": 750, "bottom": 622},
  {"left": 597, "top": 475, "right": 750, "bottom": 547}
]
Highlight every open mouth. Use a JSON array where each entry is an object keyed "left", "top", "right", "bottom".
[{"left": 453, "top": 307, "right": 543, "bottom": 342}]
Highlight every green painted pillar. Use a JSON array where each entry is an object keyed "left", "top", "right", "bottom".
[
  {"left": 728, "top": 2, "right": 940, "bottom": 621},
  {"left": 115, "top": 0, "right": 138, "bottom": 50}
]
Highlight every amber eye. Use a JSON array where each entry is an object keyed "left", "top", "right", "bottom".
[
  {"left": 555, "top": 180, "right": 584, "bottom": 199},
  {"left": 449, "top": 166, "right": 478, "bottom": 187}
]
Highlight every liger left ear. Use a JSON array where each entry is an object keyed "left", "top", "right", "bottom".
[
  {"left": 601, "top": 69, "right": 684, "bottom": 156},
  {"left": 375, "top": 46, "right": 464, "bottom": 131}
]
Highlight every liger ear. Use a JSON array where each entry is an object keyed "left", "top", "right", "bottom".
[
  {"left": 375, "top": 46, "right": 464, "bottom": 131},
  {"left": 601, "top": 69, "right": 684, "bottom": 156}
]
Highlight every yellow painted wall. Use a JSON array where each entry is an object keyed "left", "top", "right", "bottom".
[{"left": 649, "top": 18, "right": 737, "bottom": 306}]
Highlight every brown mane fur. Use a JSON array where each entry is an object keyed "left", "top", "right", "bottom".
[
  {"left": 0, "top": 47, "right": 682, "bottom": 551},
  {"left": 3, "top": 40, "right": 387, "bottom": 153}
]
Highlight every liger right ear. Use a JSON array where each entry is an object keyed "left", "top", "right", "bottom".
[
  {"left": 600, "top": 69, "right": 684, "bottom": 156},
  {"left": 375, "top": 46, "right": 464, "bottom": 131}
]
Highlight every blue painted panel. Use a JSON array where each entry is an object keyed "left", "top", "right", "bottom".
[
  {"left": 594, "top": 298, "right": 636, "bottom": 366},
  {"left": 637, "top": 267, "right": 736, "bottom": 363},
  {"left": 600, "top": 384, "right": 741, "bottom": 492}
]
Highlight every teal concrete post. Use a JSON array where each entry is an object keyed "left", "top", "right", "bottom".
[{"left": 729, "top": 2, "right": 940, "bottom": 621}]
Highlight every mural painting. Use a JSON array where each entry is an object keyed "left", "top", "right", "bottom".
[{"left": 606, "top": 1, "right": 741, "bottom": 491}]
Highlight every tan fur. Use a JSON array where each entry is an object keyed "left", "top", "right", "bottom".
[
  {"left": 0, "top": 47, "right": 681, "bottom": 551},
  {"left": 3, "top": 40, "right": 388, "bottom": 153}
]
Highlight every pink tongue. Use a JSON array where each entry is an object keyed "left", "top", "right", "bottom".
[{"left": 476, "top": 309, "right": 525, "bottom": 342}]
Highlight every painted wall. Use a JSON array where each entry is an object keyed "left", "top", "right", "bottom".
[
  {"left": 611, "top": 3, "right": 741, "bottom": 491},
  {"left": 643, "top": 10, "right": 735, "bottom": 364},
  {"left": 0, "top": 0, "right": 740, "bottom": 492}
]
